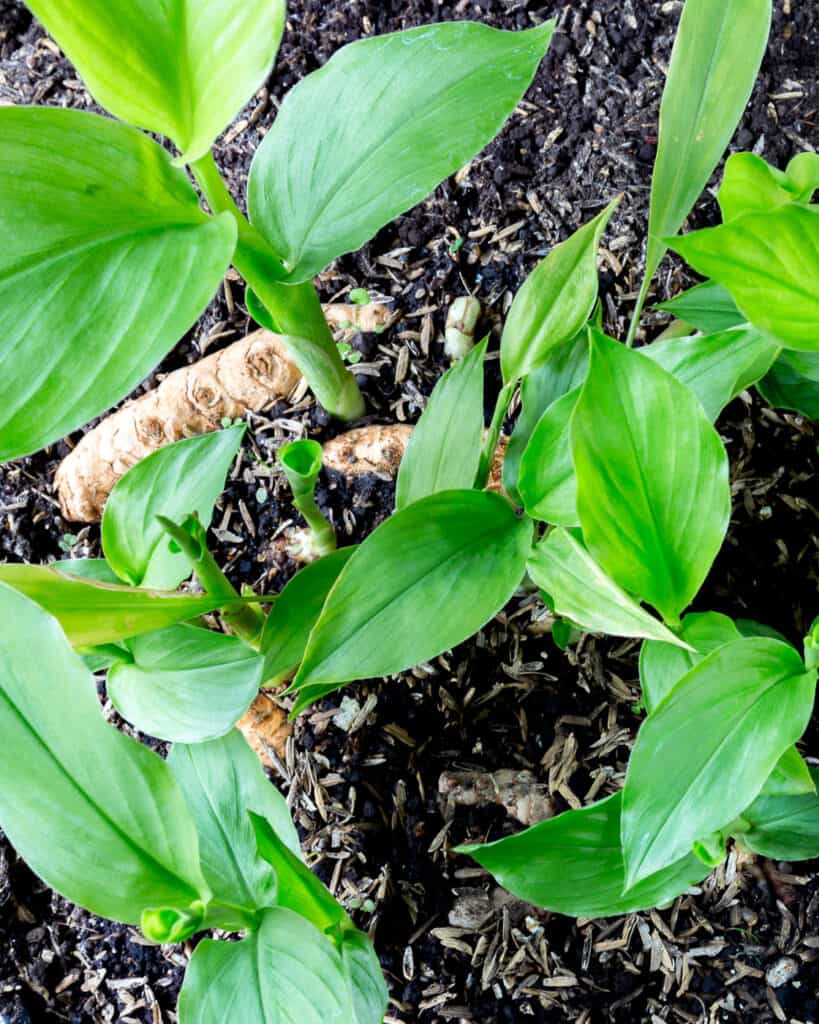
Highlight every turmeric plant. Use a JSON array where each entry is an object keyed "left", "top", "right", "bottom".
[{"left": 0, "top": 0, "right": 554, "bottom": 460}]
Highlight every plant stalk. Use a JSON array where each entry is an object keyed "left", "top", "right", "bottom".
[
  {"left": 294, "top": 495, "right": 337, "bottom": 557},
  {"left": 190, "top": 152, "right": 365, "bottom": 421},
  {"left": 475, "top": 380, "right": 515, "bottom": 490}
]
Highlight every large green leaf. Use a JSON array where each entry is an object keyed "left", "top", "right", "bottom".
[
  {"left": 0, "top": 108, "right": 236, "bottom": 462},
  {"left": 500, "top": 200, "right": 618, "bottom": 383},
  {"left": 572, "top": 331, "right": 730, "bottom": 623},
  {"left": 641, "top": 326, "right": 779, "bottom": 422},
  {"left": 458, "top": 792, "right": 707, "bottom": 918},
  {"left": 292, "top": 490, "right": 532, "bottom": 698},
  {"left": 248, "top": 21, "right": 554, "bottom": 282},
  {"left": 177, "top": 907, "right": 354, "bottom": 1024},
  {"left": 669, "top": 205, "right": 819, "bottom": 352},
  {"left": 642, "top": 0, "right": 771, "bottom": 288},
  {"left": 26, "top": 0, "right": 285, "bottom": 163},
  {"left": 639, "top": 611, "right": 741, "bottom": 713},
  {"left": 518, "top": 387, "right": 581, "bottom": 525},
  {"left": 340, "top": 930, "right": 390, "bottom": 1024},
  {"left": 655, "top": 280, "right": 744, "bottom": 334},
  {"left": 503, "top": 331, "right": 589, "bottom": 503},
  {"left": 621, "top": 638, "right": 817, "bottom": 887},
  {"left": 757, "top": 349, "right": 819, "bottom": 419},
  {"left": 102, "top": 427, "right": 244, "bottom": 590},
  {"left": 0, "top": 564, "right": 239, "bottom": 647},
  {"left": 735, "top": 768, "right": 819, "bottom": 861},
  {"left": 262, "top": 548, "right": 355, "bottom": 686},
  {"left": 718, "top": 152, "right": 819, "bottom": 222},
  {"left": 108, "top": 625, "right": 262, "bottom": 743},
  {"left": 0, "top": 583, "right": 207, "bottom": 925},
  {"left": 168, "top": 730, "right": 299, "bottom": 922},
  {"left": 527, "top": 530, "right": 688, "bottom": 648},
  {"left": 395, "top": 339, "right": 486, "bottom": 510}
]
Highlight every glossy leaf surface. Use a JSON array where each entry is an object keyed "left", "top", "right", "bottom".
[
  {"left": 0, "top": 584, "right": 207, "bottom": 924},
  {"left": 168, "top": 730, "right": 299, "bottom": 918},
  {"left": 518, "top": 388, "right": 580, "bottom": 525},
  {"left": 109, "top": 625, "right": 263, "bottom": 743},
  {"left": 527, "top": 530, "right": 688, "bottom": 648},
  {"left": 0, "top": 564, "right": 237, "bottom": 647},
  {"left": 718, "top": 152, "right": 819, "bottom": 221},
  {"left": 396, "top": 339, "right": 486, "bottom": 510},
  {"left": 0, "top": 108, "right": 235, "bottom": 461},
  {"left": 26, "top": 0, "right": 285, "bottom": 162},
  {"left": 459, "top": 793, "right": 707, "bottom": 918},
  {"left": 655, "top": 280, "right": 744, "bottom": 334},
  {"left": 501, "top": 200, "right": 618, "bottom": 383},
  {"left": 761, "top": 746, "right": 816, "bottom": 798},
  {"left": 736, "top": 768, "right": 819, "bottom": 861},
  {"left": 572, "top": 332, "right": 730, "bottom": 622},
  {"left": 293, "top": 490, "right": 532, "bottom": 694},
  {"left": 757, "top": 350, "right": 819, "bottom": 419},
  {"left": 103, "top": 427, "right": 244, "bottom": 589},
  {"left": 622, "top": 639, "right": 816, "bottom": 886},
  {"left": 643, "top": 0, "right": 771, "bottom": 284},
  {"left": 669, "top": 206, "right": 819, "bottom": 352},
  {"left": 249, "top": 22, "right": 553, "bottom": 282}
]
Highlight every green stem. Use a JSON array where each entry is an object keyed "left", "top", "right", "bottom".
[
  {"left": 156, "top": 515, "right": 264, "bottom": 646},
  {"left": 476, "top": 381, "right": 515, "bottom": 490},
  {"left": 294, "top": 496, "right": 337, "bottom": 557},
  {"left": 190, "top": 152, "right": 364, "bottom": 421},
  {"left": 626, "top": 271, "right": 652, "bottom": 348}
]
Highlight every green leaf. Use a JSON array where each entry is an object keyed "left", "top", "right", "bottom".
[
  {"left": 279, "top": 439, "right": 323, "bottom": 504},
  {"left": 518, "top": 388, "right": 581, "bottom": 525},
  {"left": 643, "top": 0, "right": 772, "bottom": 286},
  {"left": 53, "top": 558, "right": 121, "bottom": 584},
  {"left": 458, "top": 792, "right": 707, "bottom": 918},
  {"left": 655, "top": 280, "right": 744, "bottom": 334},
  {"left": 262, "top": 548, "right": 355, "bottom": 686},
  {"left": 0, "top": 564, "right": 240, "bottom": 647},
  {"left": 251, "top": 812, "right": 349, "bottom": 937},
  {"left": 761, "top": 746, "right": 816, "bottom": 798},
  {"left": 639, "top": 611, "right": 741, "bottom": 714},
  {"left": 108, "top": 625, "right": 263, "bottom": 743},
  {"left": 641, "top": 326, "right": 779, "bottom": 422},
  {"left": 168, "top": 730, "right": 299, "bottom": 921},
  {"left": 501, "top": 199, "right": 619, "bottom": 383},
  {"left": 735, "top": 768, "right": 819, "bottom": 861},
  {"left": 757, "top": 349, "right": 819, "bottom": 419},
  {"left": 177, "top": 907, "right": 354, "bottom": 1024},
  {"left": 26, "top": 0, "right": 285, "bottom": 163},
  {"left": 340, "top": 930, "right": 390, "bottom": 1024},
  {"left": 0, "top": 108, "right": 236, "bottom": 462},
  {"left": 572, "top": 331, "right": 730, "bottom": 623},
  {"left": 103, "top": 427, "right": 244, "bottom": 590},
  {"left": 292, "top": 490, "right": 532, "bottom": 697},
  {"left": 621, "top": 638, "right": 817, "bottom": 887},
  {"left": 718, "top": 152, "right": 819, "bottom": 222},
  {"left": 248, "top": 21, "right": 554, "bottom": 283},
  {"left": 0, "top": 583, "right": 208, "bottom": 925},
  {"left": 736, "top": 619, "right": 790, "bottom": 643},
  {"left": 396, "top": 338, "right": 486, "bottom": 510},
  {"left": 668, "top": 205, "right": 819, "bottom": 352},
  {"left": 527, "top": 529, "right": 689, "bottom": 648},
  {"left": 503, "top": 331, "right": 589, "bottom": 504}
]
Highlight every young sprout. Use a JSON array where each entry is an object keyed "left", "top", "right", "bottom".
[
  {"left": 279, "top": 440, "right": 337, "bottom": 558},
  {"left": 445, "top": 296, "right": 482, "bottom": 360}
]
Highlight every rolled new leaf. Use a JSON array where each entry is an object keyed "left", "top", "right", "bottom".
[{"left": 279, "top": 439, "right": 336, "bottom": 557}]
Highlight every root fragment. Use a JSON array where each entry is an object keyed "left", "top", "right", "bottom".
[
  {"left": 55, "top": 330, "right": 301, "bottom": 522},
  {"left": 439, "top": 769, "right": 554, "bottom": 827},
  {"left": 322, "top": 301, "right": 392, "bottom": 333},
  {"left": 236, "top": 691, "right": 292, "bottom": 769}
]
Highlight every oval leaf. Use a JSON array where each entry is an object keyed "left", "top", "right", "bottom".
[
  {"left": 518, "top": 388, "right": 581, "bottom": 525},
  {"left": 642, "top": 0, "right": 772, "bottom": 285},
  {"left": 757, "top": 349, "right": 819, "bottom": 419},
  {"left": 527, "top": 529, "right": 688, "bottom": 648},
  {"left": 178, "top": 907, "right": 354, "bottom": 1024},
  {"left": 396, "top": 338, "right": 487, "bottom": 510},
  {"left": 459, "top": 793, "right": 707, "bottom": 918},
  {"left": 639, "top": 611, "right": 741, "bottom": 714},
  {"left": 0, "top": 564, "right": 241, "bottom": 647},
  {"left": 736, "top": 768, "right": 819, "bottom": 861},
  {"left": 0, "top": 108, "right": 236, "bottom": 462},
  {"left": 0, "top": 583, "right": 207, "bottom": 925},
  {"left": 501, "top": 199, "right": 618, "bottom": 383},
  {"left": 108, "top": 625, "right": 263, "bottom": 743},
  {"left": 621, "top": 638, "right": 817, "bottom": 887},
  {"left": 718, "top": 152, "right": 819, "bottom": 222},
  {"left": 103, "top": 427, "right": 245, "bottom": 589},
  {"left": 26, "top": 0, "right": 285, "bottom": 162},
  {"left": 293, "top": 490, "right": 532, "bottom": 693},
  {"left": 248, "top": 21, "right": 554, "bottom": 282},
  {"left": 655, "top": 280, "right": 744, "bottom": 334},
  {"left": 668, "top": 205, "right": 819, "bottom": 352},
  {"left": 572, "top": 331, "right": 730, "bottom": 623},
  {"left": 168, "top": 730, "right": 299, "bottom": 919}
]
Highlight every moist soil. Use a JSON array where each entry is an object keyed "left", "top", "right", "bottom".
[{"left": 1, "top": 1, "right": 818, "bottom": 1021}]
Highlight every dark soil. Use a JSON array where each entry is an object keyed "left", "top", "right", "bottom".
[{"left": 1, "top": 1, "right": 818, "bottom": 1022}]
